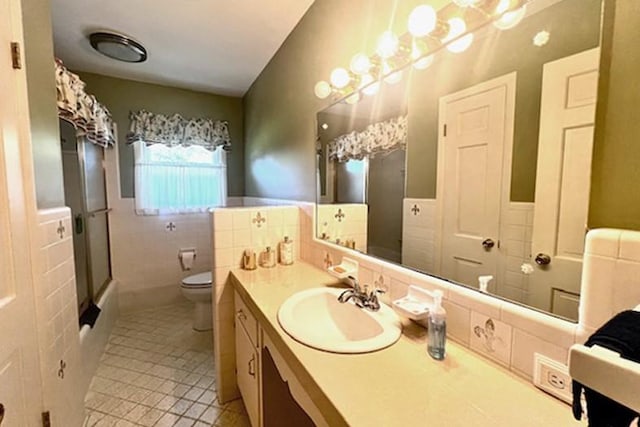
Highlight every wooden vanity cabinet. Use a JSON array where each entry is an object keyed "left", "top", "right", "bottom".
[
  {"left": 234, "top": 291, "right": 329, "bottom": 427},
  {"left": 234, "top": 292, "right": 261, "bottom": 427}
]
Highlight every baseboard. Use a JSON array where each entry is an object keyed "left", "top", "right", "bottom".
[{"left": 118, "top": 283, "right": 185, "bottom": 313}]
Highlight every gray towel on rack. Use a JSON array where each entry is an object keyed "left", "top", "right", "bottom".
[{"left": 572, "top": 310, "right": 640, "bottom": 427}]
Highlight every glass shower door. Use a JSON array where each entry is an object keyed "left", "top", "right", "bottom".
[
  {"left": 81, "top": 140, "right": 112, "bottom": 299},
  {"left": 61, "top": 116, "right": 112, "bottom": 317}
]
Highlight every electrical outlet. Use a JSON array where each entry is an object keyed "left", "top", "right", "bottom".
[{"left": 533, "top": 353, "right": 573, "bottom": 403}]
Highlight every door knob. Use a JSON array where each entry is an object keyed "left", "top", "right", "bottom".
[
  {"left": 0, "top": 402, "right": 5, "bottom": 425},
  {"left": 535, "top": 253, "right": 551, "bottom": 265},
  {"left": 482, "top": 238, "right": 495, "bottom": 250}
]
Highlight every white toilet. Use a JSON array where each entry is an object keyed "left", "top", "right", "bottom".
[{"left": 180, "top": 271, "right": 213, "bottom": 331}]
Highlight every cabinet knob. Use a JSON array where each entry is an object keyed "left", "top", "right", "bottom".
[{"left": 237, "top": 309, "right": 247, "bottom": 322}]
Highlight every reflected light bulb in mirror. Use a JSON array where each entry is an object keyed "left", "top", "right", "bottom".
[
  {"left": 494, "top": 4, "right": 527, "bottom": 30},
  {"left": 330, "top": 68, "right": 351, "bottom": 89},
  {"left": 350, "top": 53, "right": 371, "bottom": 75},
  {"left": 376, "top": 31, "right": 399, "bottom": 59},
  {"left": 445, "top": 17, "right": 474, "bottom": 53},
  {"left": 382, "top": 62, "right": 403, "bottom": 84},
  {"left": 408, "top": 5, "right": 437, "bottom": 37},
  {"left": 453, "top": 0, "right": 481, "bottom": 6},
  {"left": 345, "top": 92, "right": 361, "bottom": 105},
  {"left": 414, "top": 54, "right": 434, "bottom": 70},
  {"left": 314, "top": 80, "right": 332, "bottom": 99},
  {"left": 360, "top": 74, "right": 380, "bottom": 96},
  {"left": 321, "top": 123, "right": 329, "bottom": 130}
]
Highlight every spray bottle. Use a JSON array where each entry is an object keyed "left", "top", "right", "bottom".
[
  {"left": 427, "top": 290, "right": 447, "bottom": 360},
  {"left": 478, "top": 275, "right": 494, "bottom": 293}
]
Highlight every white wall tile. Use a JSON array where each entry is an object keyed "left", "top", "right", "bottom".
[
  {"left": 469, "top": 312, "right": 512, "bottom": 366},
  {"left": 510, "top": 329, "right": 568, "bottom": 379}
]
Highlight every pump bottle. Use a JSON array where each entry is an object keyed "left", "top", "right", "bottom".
[{"left": 427, "top": 290, "right": 447, "bottom": 360}]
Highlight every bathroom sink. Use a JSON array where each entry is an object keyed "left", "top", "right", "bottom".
[{"left": 277, "top": 287, "right": 402, "bottom": 353}]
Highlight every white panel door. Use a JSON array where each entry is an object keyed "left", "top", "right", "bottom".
[
  {"left": 530, "top": 48, "right": 600, "bottom": 318},
  {"left": 0, "top": 0, "right": 45, "bottom": 424},
  {"left": 438, "top": 74, "right": 515, "bottom": 288}
]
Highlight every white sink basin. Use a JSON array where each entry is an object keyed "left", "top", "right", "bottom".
[{"left": 277, "top": 287, "right": 402, "bottom": 353}]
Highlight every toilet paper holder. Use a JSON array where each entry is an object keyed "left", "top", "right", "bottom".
[{"left": 179, "top": 248, "right": 197, "bottom": 271}]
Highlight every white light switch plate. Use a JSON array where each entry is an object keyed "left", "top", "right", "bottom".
[{"left": 533, "top": 353, "right": 573, "bottom": 403}]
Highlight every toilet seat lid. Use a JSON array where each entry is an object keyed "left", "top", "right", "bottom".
[{"left": 181, "top": 271, "right": 212, "bottom": 287}]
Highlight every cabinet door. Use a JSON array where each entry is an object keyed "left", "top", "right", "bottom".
[{"left": 236, "top": 323, "right": 260, "bottom": 427}]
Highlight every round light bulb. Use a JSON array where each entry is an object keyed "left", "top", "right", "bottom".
[
  {"left": 330, "top": 68, "right": 351, "bottom": 89},
  {"left": 376, "top": 31, "right": 399, "bottom": 59},
  {"left": 414, "top": 54, "right": 434, "bottom": 70},
  {"left": 494, "top": 4, "right": 527, "bottom": 30},
  {"left": 314, "top": 80, "right": 332, "bottom": 99},
  {"left": 408, "top": 5, "right": 437, "bottom": 37},
  {"left": 381, "top": 62, "right": 403, "bottom": 85},
  {"left": 361, "top": 74, "right": 380, "bottom": 96},
  {"left": 384, "top": 70, "right": 403, "bottom": 85},
  {"left": 345, "top": 92, "right": 361, "bottom": 105},
  {"left": 350, "top": 53, "right": 371, "bottom": 75},
  {"left": 445, "top": 17, "right": 474, "bottom": 53}
]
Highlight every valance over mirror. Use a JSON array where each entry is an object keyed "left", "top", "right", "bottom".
[
  {"left": 126, "top": 110, "right": 231, "bottom": 151},
  {"left": 55, "top": 59, "right": 116, "bottom": 148},
  {"left": 328, "top": 115, "right": 408, "bottom": 162}
]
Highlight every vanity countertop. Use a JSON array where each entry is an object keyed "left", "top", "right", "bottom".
[{"left": 230, "top": 262, "right": 582, "bottom": 427}]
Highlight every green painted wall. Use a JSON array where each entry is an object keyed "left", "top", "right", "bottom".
[
  {"left": 21, "top": 0, "right": 65, "bottom": 208},
  {"left": 77, "top": 73, "right": 245, "bottom": 198},
  {"left": 589, "top": 0, "right": 640, "bottom": 230}
]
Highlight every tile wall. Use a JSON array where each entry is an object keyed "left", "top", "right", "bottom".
[
  {"left": 210, "top": 205, "right": 301, "bottom": 402},
  {"left": 316, "top": 203, "right": 368, "bottom": 251},
  {"left": 104, "top": 142, "right": 213, "bottom": 312},
  {"left": 401, "top": 198, "right": 436, "bottom": 272},
  {"left": 35, "top": 208, "right": 85, "bottom": 426},
  {"left": 497, "top": 203, "right": 534, "bottom": 304}
]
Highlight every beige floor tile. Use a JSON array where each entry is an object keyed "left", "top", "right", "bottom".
[{"left": 199, "top": 405, "right": 224, "bottom": 424}]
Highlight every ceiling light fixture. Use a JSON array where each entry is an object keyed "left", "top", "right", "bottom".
[
  {"left": 89, "top": 32, "right": 147, "bottom": 63},
  {"left": 314, "top": 0, "right": 532, "bottom": 103}
]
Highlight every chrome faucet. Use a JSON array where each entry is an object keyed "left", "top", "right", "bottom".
[{"left": 338, "top": 276, "right": 384, "bottom": 312}]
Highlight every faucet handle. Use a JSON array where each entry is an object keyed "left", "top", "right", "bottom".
[{"left": 347, "top": 275, "right": 361, "bottom": 292}]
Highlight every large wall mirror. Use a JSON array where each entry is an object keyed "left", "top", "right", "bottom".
[{"left": 316, "top": 0, "right": 606, "bottom": 322}]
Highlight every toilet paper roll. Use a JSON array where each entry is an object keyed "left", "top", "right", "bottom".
[{"left": 180, "top": 251, "right": 195, "bottom": 270}]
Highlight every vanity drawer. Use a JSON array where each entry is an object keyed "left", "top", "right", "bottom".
[{"left": 235, "top": 291, "right": 258, "bottom": 347}]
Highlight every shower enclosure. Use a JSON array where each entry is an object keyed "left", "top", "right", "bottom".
[{"left": 60, "top": 119, "right": 112, "bottom": 317}]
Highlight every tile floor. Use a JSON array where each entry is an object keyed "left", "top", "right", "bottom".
[{"left": 83, "top": 303, "right": 250, "bottom": 427}]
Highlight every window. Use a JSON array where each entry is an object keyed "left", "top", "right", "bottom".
[{"left": 133, "top": 141, "right": 227, "bottom": 214}]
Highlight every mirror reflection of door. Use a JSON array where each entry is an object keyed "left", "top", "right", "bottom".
[
  {"left": 437, "top": 74, "right": 516, "bottom": 291},
  {"left": 367, "top": 149, "right": 406, "bottom": 263},
  {"left": 530, "top": 48, "right": 600, "bottom": 319}
]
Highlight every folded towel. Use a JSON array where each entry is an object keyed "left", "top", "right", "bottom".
[{"left": 572, "top": 310, "right": 640, "bottom": 426}]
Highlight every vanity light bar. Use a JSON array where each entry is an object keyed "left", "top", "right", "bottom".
[{"left": 314, "top": 0, "right": 530, "bottom": 102}]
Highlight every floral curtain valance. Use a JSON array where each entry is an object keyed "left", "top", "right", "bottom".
[
  {"left": 126, "top": 110, "right": 231, "bottom": 151},
  {"left": 327, "top": 115, "right": 408, "bottom": 162},
  {"left": 55, "top": 59, "right": 116, "bottom": 148}
]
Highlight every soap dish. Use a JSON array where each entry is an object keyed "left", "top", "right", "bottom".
[
  {"left": 327, "top": 257, "right": 358, "bottom": 281},
  {"left": 392, "top": 285, "right": 435, "bottom": 321}
]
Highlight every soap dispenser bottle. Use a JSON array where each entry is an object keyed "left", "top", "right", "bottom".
[
  {"left": 427, "top": 290, "right": 446, "bottom": 360},
  {"left": 279, "top": 236, "right": 294, "bottom": 265}
]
